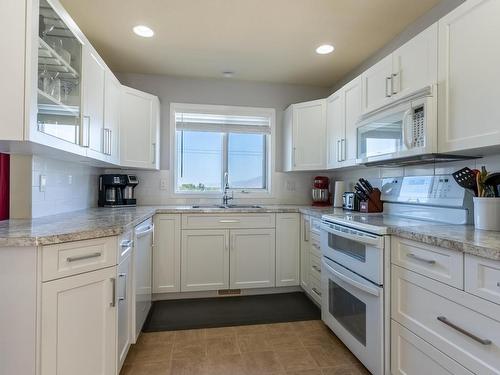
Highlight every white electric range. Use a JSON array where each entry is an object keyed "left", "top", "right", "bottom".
[{"left": 319, "top": 175, "right": 473, "bottom": 375}]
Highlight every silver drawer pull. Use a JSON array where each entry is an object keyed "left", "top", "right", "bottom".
[
  {"left": 219, "top": 220, "right": 240, "bottom": 223},
  {"left": 110, "top": 278, "right": 116, "bottom": 307},
  {"left": 66, "top": 252, "right": 102, "bottom": 263},
  {"left": 437, "top": 316, "right": 492, "bottom": 345},
  {"left": 407, "top": 253, "right": 436, "bottom": 264},
  {"left": 119, "top": 273, "right": 127, "bottom": 300},
  {"left": 312, "top": 265, "right": 321, "bottom": 273},
  {"left": 312, "top": 287, "right": 322, "bottom": 297}
]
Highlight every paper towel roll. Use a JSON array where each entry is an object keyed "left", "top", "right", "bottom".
[{"left": 333, "top": 181, "right": 345, "bottom": 208}]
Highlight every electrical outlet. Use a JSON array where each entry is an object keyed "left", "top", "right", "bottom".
[
  {"left": 39, "top": 175, "right": 47, "bottom": 192},
  {"left": 160, "top": 179, "right": 169, "bottom": 191},
  {"left": 285, "top": 180, "right": 296, "bottom": 192},
  {"left": 68, "top": 175, "right": 73, "bottom": 185}
]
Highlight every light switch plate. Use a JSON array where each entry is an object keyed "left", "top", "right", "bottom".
[{"left": 160, "top": 179, "right": 169, "bottom": 191}]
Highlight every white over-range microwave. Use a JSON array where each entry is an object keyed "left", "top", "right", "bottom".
[{"left": 356, "top": 85, "right": 437, "bottom": 165}]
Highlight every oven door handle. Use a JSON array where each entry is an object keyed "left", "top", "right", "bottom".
[
  {"left": 320, "top": 223, "right": 382, "bottom": 247},
  {"left": 322, "top": 259, "right": 380, "bottom": 296}
]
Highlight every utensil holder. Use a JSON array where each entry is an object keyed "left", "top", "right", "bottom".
[
  {"left": 473, "top": 197, "right": 500, "bottom": 231},
  {"left": 359, "top": 188, "right": 383, "bottom": 213}
]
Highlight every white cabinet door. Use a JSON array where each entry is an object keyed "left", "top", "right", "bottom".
[
  {"left": 392, "top": 23, "right": 438, "bottom": 99},
  {"left": 343, "top": 77, "right": 362, "bottom": 165},
  {"left": 133, "top": 219, "right": 153, "bottom": 341},
  {"left": 276, "top": 213, "right": 300, "bottom": 287},
  {"left": 103, "top": 71, "right": 121, "bottom": 164},
  {"left": 291, "top": 99, "right": 327, "bottom": 170},
  {"left": 361, "top": 54, "right": 393, "bottom": 114},
  {"left": 120, "top": 85, "right": 160, "bottom": 169},
  {"left": 438, "top": 0, "right": 500, "bottom": 153},
  {"left": 181, "top": 230, "right": 229, "bottom": 291},
  {"left": 117, "top": 254, "right": 132, "bottom": 371},
  {"left": 326, "top": 91, "right": 344, "bottom": 169},
  {"left": 230, "top": 229, "right": 276, "bottom": 289},
  {"left": 153, "top": 214, "right": 181, "bottom": 293},
  {"left": 82, "top": 45, "right": 105, "bottom": 157},
  {"left": 41, "top": 267, "right": 117, "bottom": 375},
  {"left": 300, "top": 215, "right": 311, "bottom": 291}
]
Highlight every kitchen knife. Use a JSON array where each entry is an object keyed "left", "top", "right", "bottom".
[
  {"left": 355, "top": 184, "right": 369, "bottom": 201},
  {"left": 359, "top": 178, "right": 374, "bottom": 193}
]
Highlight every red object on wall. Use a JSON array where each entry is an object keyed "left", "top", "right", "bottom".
[{"left": 0, "top": 154, "right": 9, "bottom": 220}]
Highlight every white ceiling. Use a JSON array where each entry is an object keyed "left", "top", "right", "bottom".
[{"left": 60, "top": 0, "right": 441, "bottom": 87}]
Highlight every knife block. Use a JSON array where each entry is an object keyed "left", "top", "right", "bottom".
[{"left": 359, "top": 188, "right": 383, "bottom": 213}]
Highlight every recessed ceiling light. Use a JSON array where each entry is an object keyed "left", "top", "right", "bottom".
[
  {"left": 133, "top": 25, "right": 154, "bottom": 38},
  {"left": 222, "top": 71, "right": 235, "bottom": 78},
  {"left": 316, "top": 44, "right": 335, "bottom": 55}
]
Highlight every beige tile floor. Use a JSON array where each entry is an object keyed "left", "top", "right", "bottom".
[{"left": 121, "top": 320, "right": 370, "bottom": 375}]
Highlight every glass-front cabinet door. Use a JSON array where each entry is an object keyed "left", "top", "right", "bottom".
[{"left": 37, "top": 0, "right": 82, "bottom": 144}]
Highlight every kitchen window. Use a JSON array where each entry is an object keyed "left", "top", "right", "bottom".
[{"left": 171, "top": 104, "right": 274, "bottom": 195}]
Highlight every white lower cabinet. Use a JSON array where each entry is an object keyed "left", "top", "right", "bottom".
[
  {"left": 391, "top": 320, "right": 473, "bottom": 375},
  {"left": 230, "top": 229, "right": 276, "bottom": 289},
  {"left": 181, "top": 229, "right": 230, "bottom": 291},
  {"left": 276, "top": 213, "right": 300, "bottom": 287},
  {"left": 153, "top": 214, "right": 181, "bottom": 293},
  {"left": 117, "top": 253, "right": 132, "bottom": 371},
  {"left": 392, "top": 264, "right": 500, "bottom": 375},
  {"left": 40, "top": 266, "right": 117, "bottom": 375}
]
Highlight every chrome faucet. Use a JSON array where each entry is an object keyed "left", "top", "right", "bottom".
[{"left": 222, "top": 172, "right": 233, "bottom": 206}]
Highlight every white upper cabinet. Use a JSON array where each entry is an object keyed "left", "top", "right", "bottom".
[
  {"left": 392, "top": 23, "right": 438, "bottom": 99},
  {"left": 438, "top": 0, "right": 500, "bottom": 153},
  {"left": 82, "top": 45, "right": 105, "bottom": 158},
  {"left": 283, "top": 99, "right": 326, "bottom": 171},
  {"left": 120, "top": 85, "right": 160, "bottom": 170},
  {"left": 103, "top": 71, "right": 121, "bottom": 164},
  {"left": 327, "top": 76, "right": 361, "bottom": 169},
  {"left": 361, "top": 54, "right": 393, "bottom": 114},
  {"left": 361, "top": 24, "right": 438, "bottom": 115}
]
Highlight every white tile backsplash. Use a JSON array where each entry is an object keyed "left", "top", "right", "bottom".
[{"left": 30, "top": 155, "right": 101, "bottom": 218}]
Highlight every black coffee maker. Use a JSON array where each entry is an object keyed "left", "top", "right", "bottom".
[{"left": 98, "top": 174, "right": 139, "bottom": 207}]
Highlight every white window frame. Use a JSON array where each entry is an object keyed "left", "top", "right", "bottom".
[{"left": 170, "top": 103, "right": 275, "bottom": 198}]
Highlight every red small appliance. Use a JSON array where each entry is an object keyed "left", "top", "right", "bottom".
[
  {"left": 311, "top": 176, "right": 331, "bottom": 206},
  {"left": 0, "top": 154, "right": 9, "bottom": 220}
]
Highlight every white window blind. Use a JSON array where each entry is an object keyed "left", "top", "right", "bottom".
[{"left": 175, "top": 112, "right": 271, "bottom": 134}]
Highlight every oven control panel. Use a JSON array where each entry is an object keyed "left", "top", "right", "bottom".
[{"left": 381, "top": 175, "right": 467, "bottom": 207}]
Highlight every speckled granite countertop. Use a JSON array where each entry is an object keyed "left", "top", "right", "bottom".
[
  {"left": 0, "top": 205, "right": 327, "bottom": 247},
  {"left": 1, "top": 205, "right": 499, "bottom": 261}
]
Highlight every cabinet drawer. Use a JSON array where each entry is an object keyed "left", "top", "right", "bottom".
[
  {"left": 118, "top": 230, "right": 133, "bottom": 264},
  {"left": 465, "top": 254, "right": 500, "bottom": 305},
  {"left": 182, "top": 214, "right": 275, "bottom": 229},
  {"left": 310, "top": 237, "right": 321, "bottom": 258},
  {"left": 391, "top": 320, "right": 473, "bottom": 375},
  {"left": 392, "top": 265, "right": 500, "bottom": 375},
  {"left": 42, "top": 237, "right": 117, "bottom": 282},
  {"left": 310, "top": 252, "right": 321, "bottom": 278},
  {"left": 391, "top": 237, "right": 463, "bottom": 289}
]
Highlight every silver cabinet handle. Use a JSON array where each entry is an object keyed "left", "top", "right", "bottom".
[
  {"left": 66, "top": 252, "right": 101, "bottom": 263},
  {"left": 81, "top": 116, "right": 91, "bottom": 148},
  {"left": 292, "top": 147, "right": 297, "bottom": 167},
  {"left": 337, "top": 140, "right": 341, "bottom": 162},
  {"left": 341, "top": 138, "right": 346, "bottom": 161},
  {"left": 118, "top": 273, "right": 127, "bottom": 301},
  {"left": 219, "top": 219, "right": 240, "bottom": 223},
  {"left": 385, "top": 76, "right": 392, "bottom": 98},
  {"left": 108, "top": 129, "right": 112, "bottom": 155},
  {"left": 392, "top": 73, "right": 399, "bottom": 95},
  {"left": 407, "top": 253, "right": 436, "bottom": 265},
  {"left": 312, "top": 265, "right": 321, "bottom": 273},
  {"left": 303, "top": 218, "right": 310, "bottom": 242},
  {"left": 110, "top": 277, "right": 116, "bottom": 307},
  {"left": 312, "top": 287, "right": 322, "bottom": 297},
  {"left": 437, "top": 316, "right": 492, "bottom": 345},
  {"left": 152, "top": 142, "right": 156, "bottom": 164}
]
